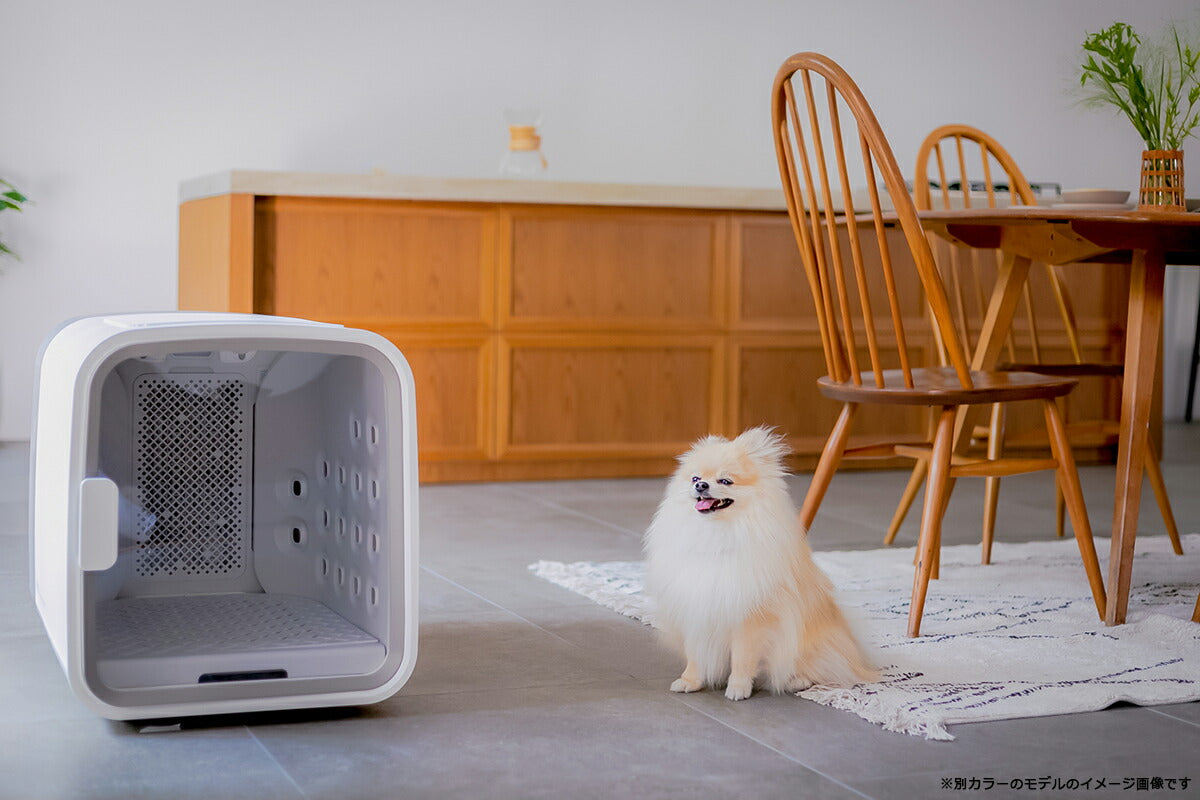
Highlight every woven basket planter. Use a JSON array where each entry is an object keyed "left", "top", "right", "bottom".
[{"left": 1137, "top": 150, "right": 1185, "bottom": 211}]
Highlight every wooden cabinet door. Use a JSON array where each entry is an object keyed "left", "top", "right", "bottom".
[{"left": 255, "top": 197, "right": 495, "bottom": 331}]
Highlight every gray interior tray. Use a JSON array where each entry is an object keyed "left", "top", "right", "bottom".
[{"left": 95, "top": 593, "right": 384, "bottom": 689}]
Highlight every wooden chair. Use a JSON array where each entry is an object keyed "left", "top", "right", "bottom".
[
  {"left": 882, "top": 124, "right": 1183, "bottom": 563},
  {"left": 771, "top": 53, "right": 1107, "bottom": 637}
]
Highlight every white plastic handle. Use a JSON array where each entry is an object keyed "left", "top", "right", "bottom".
[{"left": 79, "top": 477, "right": 119, "bottom": 572}]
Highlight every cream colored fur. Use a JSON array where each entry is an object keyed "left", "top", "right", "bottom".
[{"left": 643, "top": 427, "right": 876, "bottom": 700}]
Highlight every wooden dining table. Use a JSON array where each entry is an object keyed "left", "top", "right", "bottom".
[{"left": 916, "top": 206, "right": 1200, "bottom": 626}]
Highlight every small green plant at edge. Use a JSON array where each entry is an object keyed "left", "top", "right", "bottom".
[
  {"left": 0, "top": 178, "right": 30, "bottom": 260},
  {"left": 1079, "top": 21, "right": 1200, "bottom": 150}
]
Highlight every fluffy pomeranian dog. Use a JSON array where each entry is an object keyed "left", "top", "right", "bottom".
[{"left": 643, "top": 427, "right": 875, "bottom": 701}]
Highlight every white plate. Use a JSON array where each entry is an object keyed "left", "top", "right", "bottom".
[
  {"left": 1061, "top": 188, "right": 1130, "bottom": 204},
  {"left": 1009, "top": 203, "right": 1134, "bottom": 211},
  {"left": 1052, "top": 202, "right": 1134, "bottom": 210}
]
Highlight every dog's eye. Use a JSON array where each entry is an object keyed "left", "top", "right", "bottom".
[
  {"left": 718, "top": 478, "right": 733, "bottom": 486},
  {"left": 691, "top": 476, "right": 700, "bottom": 483}
]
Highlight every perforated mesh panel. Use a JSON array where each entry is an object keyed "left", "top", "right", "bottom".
[{"left": 133, "top": 375, "right": 250, "bottom": 580}]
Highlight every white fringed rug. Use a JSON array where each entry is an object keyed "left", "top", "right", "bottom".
[{"left": 529, "top": 534, "right": 1200, "bottom": 740}]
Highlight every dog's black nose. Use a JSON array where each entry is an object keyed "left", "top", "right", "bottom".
[{"left": 694, "top": 481, "right": 709, "bottom": 493}]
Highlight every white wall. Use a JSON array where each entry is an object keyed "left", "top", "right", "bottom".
[{"left": 1, "top": 0, "right": 1197, "bottom": 439}]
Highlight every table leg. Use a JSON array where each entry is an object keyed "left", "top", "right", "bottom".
[
  {"left": 952, "top": 252, "right": 1033, "bottom": 450},
  {"left": 1106, "top": 249, "right": 1165, "bottom": 626},
  {"left": 1186, "top": 284, "right": 1200, "bottom": 422}
]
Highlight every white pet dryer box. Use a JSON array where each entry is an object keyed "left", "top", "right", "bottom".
[{"left": 29, "top": 313, "right": 419, "bottom": 719}]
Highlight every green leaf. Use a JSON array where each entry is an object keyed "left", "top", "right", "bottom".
[{"left": 1078, "top": 20, "right": 1200, "bottom": 150}]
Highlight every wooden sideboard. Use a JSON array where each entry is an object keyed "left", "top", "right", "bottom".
[{"left": 178, "top": 172, "right": 1127, "bottom": 482}]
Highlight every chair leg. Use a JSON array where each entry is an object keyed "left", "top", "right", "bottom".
[
  {"left": 981, "top": 402, "right": 1003, "bottom": 564},
  {"left": 914, "top": 476, "right": 954, "bottom": 577},
  {"left": 1193, "top": 593, "right": 1200, "bottom": 623},
  {"left": 931, "top": 477, "right": 955, "bottom": 581},
  {"left": 1143, "top": 438, "right": 1183, "bottom": 555},
  {"left": 1042, "top": 399, "right": 1107, "bottom": 621},
  {"left": 1054, "top": 397, "right": 1067, "bottom": 538},
  {"left": 908, "top": 406, "right": 956, "bottom": 638},
  {"left": 799, "top": 403, "right": 857, "bottom": 532},
  {"left": 885, "top": 459, "right": 927, "bottom": 546}
]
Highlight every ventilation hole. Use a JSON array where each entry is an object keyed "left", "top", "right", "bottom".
[
  {"left": 291, "top": 479, "right": 303, "bottom": 497},
  {"left": 370, "top": 586, "right": 378, "bottom": 606},
  {"left": 371, "top": 480, "right": 379, "bottom": 500},
  {"left": 352, "top": 418, "right": 362, "bottom": 439},
  {"left": 354, "top": 472, "right": 362, "bottom": 492},
  {"left": 336, "top": 566, "right": 345, "bottom": 586},
  {"left": 354, "top": 524, "right": 363, "bottom": 545},
  {"left": 322, "top": 508, "right": 330, "bottom": 528},
  {"left": 338, "top": 466, "right": 346, "bottom": 485},
  {"left": 291, "top": 527, "right": 302, "bottom": 544},
  {"left": 320, "top": 557, "right": 329, "bottom": 576},
  {"left": 338, "top": 517, "right": 346, "bottom": 538},
  {"left": 370, "top": 425, "right": 378, "bottom": 445},
  {"left": 370, "top": 533, "right": 381, "bottom": 553},
  {"left": 321, "top": 460, "right": 330, "bottom": 479},
  {"left": 353, "top": 576, "right": 362, "bottom": 595}
]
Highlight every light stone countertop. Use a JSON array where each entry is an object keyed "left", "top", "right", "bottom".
[
  {"left": 179, "top": 170, "right": 1012, "bottom": 213},
  {"left": 178, "top": 170, "right": 790, "bottom": 211}
]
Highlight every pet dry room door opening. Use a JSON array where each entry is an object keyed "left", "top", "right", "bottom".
[{"left": 30, "top": 313, "right": 419, "bottom": 720}]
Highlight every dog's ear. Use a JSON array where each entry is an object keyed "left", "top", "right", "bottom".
[
  {"left": 733, "top": 426, "right": 791, "bottom": 468},
  {"left": 676, "top": 433, "right": 727, "bottom": 465},
  {"left": 690, "top": 433, "right": 727, "bottom": 448}
]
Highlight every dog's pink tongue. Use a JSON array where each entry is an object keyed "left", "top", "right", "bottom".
[{"left": 695, "top": 498, "right": 717, "bottom": 512}]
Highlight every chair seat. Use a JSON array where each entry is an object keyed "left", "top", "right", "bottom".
[
  {"left": 817, "top": 366, "right": 1077, "bottom": 406},
  {"left": 998, "top": 361, "right": 1124, "bottom": 378}
]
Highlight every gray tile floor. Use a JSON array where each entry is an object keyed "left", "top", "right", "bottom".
[{"left": 2, "top": 428, "right": 1199, "bottom": 800}]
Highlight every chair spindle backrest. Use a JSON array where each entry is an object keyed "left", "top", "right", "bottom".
[
  {"left": 771, "top": 53, "right": 973, "bottom": 390},
  {"left": 914, "top": 124, "right": 1085, "bottom": 365}
]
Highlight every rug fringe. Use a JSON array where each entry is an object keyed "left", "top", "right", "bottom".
[{"left": 800, "top": 686, "right": 956, "bottom": 741}]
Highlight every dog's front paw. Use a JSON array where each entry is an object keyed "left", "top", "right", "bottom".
[
  {"left": 724, "top": 676, "right": 753, "bottom": 701},
  {"left": 670, "top": 676, "right": 702, "bottom": 693}
]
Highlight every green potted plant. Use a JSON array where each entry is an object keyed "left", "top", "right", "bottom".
[
  {"left": 1, "top": 178, "right": 29, "bottom": 259},
  {"left": 1079, "top": 21, "right": 1200, "bottom": 210}
]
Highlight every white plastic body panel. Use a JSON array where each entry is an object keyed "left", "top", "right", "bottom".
[{"left": 29, "top": 312, "right": 420, "bottom": 720}]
